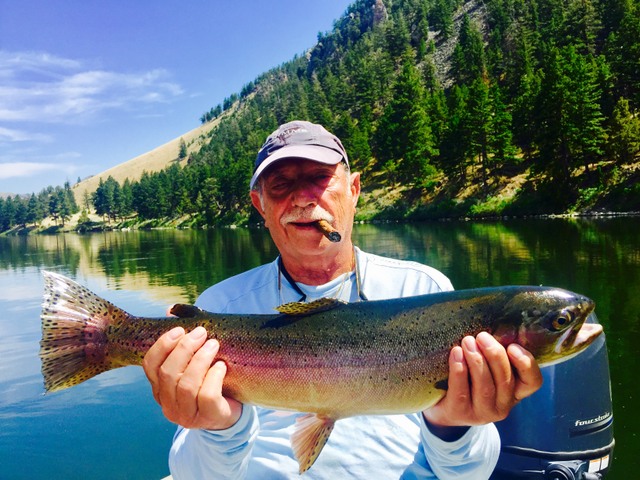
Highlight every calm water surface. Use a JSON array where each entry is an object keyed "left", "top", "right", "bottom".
[{"left": 0, "top": 218, "right": 637, "bottom": 479}]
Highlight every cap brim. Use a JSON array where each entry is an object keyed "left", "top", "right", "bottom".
[{"left": 249, "top": 145, "right": 344, "bottom": 189}]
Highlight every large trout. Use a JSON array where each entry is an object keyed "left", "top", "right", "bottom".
[{"left": 40, "top": 271, "right": 601, "bottom": 473}]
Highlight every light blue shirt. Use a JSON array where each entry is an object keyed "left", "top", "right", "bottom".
[{"left": 169, "top": 248, "right": 500, "bottom": 479}]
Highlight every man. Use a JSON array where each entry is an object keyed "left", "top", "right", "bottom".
[{"left": 143, "top": 121, "right": 543, "bottom": 479}]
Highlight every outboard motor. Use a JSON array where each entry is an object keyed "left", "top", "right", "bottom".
[{"left": 491, "top": 313, "right": 614, "bottom": 479}]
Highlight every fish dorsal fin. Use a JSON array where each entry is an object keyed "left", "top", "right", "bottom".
[
  {"left": 291, "top": 413, "right": 336, "bottom": 473},
  {"left": 169, "top": 304, "right": 207, "bottom": 318},
  {"left": 275, "top": 298, "right": 344, "bottom": 316}
]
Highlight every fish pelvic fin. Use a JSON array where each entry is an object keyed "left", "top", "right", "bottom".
[
  {"left": 291, "top": 413, "right": 336, "bottom": 474},
  {"left": 40, "top": 271, "right": 131, "bottom": 393}
]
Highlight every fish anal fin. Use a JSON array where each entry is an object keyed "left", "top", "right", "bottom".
[
  {"left": 169, "top": 304, "right": 206, "bottom": 318},
  {"left": 291, "top": 413, "right": 336, "bottom": 473},
  {"left": 276, "top": 298, "right": 344, "bottom": 316}
]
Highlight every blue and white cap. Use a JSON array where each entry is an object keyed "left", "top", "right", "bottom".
[{"left": 250, "top": 120, "right": 349, "bottom": 189}]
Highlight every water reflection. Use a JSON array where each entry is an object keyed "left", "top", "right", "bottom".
[{"left": 0, "top": 218, "right": 638, "bottom": 478}]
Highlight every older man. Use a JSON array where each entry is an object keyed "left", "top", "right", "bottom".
[{"left": 143, "top": 121, "right": 542, "bottom": 479}]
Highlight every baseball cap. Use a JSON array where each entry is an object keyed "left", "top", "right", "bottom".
[{"left": 250, "top": 120, "right": 349, "bottom": 189}]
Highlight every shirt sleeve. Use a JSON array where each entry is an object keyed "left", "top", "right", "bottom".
[
  {"left": 168, "top": 405, "right": 259, "bottom": 480},
  {"left": 420, "top": 418, "right": 501, "bottom": 480}
]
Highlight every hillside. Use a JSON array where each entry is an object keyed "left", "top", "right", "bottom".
[
  {"left": 71, "top": 118, "right": 220, "bottom": 206},
  {"left": 2, "top": 0, "right": 639, "bottom": 234}
]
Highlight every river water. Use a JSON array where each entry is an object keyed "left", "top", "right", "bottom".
[{"left": 0, "top": 218, "right": 637, "bottom": 479}]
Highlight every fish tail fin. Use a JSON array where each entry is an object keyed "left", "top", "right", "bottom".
[
  {"left": 40, "top": 271, "right": 131, "bottom": 393},
  {"left": 291, "top": 413, "right": 336, "bottom": 473}
]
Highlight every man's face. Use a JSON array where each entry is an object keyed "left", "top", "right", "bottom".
[{"left": 250, "top": 158, "right": 360, "bottom": 258}]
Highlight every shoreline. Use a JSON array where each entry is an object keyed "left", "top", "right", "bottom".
[{"left": 3, "top": 209, "right": 639, "bottom": 237}]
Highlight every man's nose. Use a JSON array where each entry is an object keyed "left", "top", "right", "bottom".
[{"left": 290, "top": 182, "right": 318, "bottom": 207}]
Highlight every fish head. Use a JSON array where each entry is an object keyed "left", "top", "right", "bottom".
[{"left": 495, "top": 288, "right": 600, "bottom": 367}]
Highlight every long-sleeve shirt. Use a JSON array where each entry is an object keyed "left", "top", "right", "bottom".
[{"left": 168, "top": 248, "right": 501, "bottom": 479}]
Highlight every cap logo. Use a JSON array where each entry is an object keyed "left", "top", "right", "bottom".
[
  {"left": 266, "top": 126, "right": 309, "bottom": 155},
  {"left": 276, "top": 126, "right": 307, "bottom": 143}
]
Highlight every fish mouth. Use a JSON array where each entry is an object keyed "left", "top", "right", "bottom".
[
  {"left": 554, "top": 319, "right": 602, "bottom": 355},
  {"left": 569, "top": 322, "right": 603, "bottom": 349}
]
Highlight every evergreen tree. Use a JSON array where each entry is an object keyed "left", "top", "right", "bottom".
[
  {"left": 607, "top": 97, "right": 640, "bottom": 163},
  {"left": 451, "top": 14, "right": 487, "bottom": 85},
  {"left": 439, "top": 85, "right": 471, "bottom": 181},
  {"left": 14, "top": 196, "right": 27, "bottom": 227},
  {"left": 26, "top": 194, "right": 45, "bottom": 226},
  {"left": 178, "top": 138, "right": 188, "bottom": 160},
  {"left": 93, "top": 177, "right": 116, "bottom": 221},
  {"left": 375, "top": 52, "right": 437, "bottom": 183},
  {"left": 561, "top": 0, "right": 602, "bottom": 55},
  {"left": 535, "top": 47, "right": 605, "bottom": 182},
  {"left": 605, "top": 3, "right": 640, "bottom": 107},
  {"left": 56, "top": 188, "right": 73, "bottom": 226},
  {"left": 466, "top": 79, "right": 492, "bottom": 185},
  {"left": 488, "top": 83, "right": 518, "bottom": 167},
  {"left": 430, "top": 0, "right": 455, "bottom": 39}
]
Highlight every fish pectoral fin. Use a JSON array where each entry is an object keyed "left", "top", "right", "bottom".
[
  {"left": 291, "top": 413, "right": 336, "bottom": 473},
  {"left": 169, "top": 304, "right": 207, "bottom": 318},
  {"left": 276, "top": 298, "right": 345, "bottom": 316}
]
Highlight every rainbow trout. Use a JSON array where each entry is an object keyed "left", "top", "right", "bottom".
[{"left": 40, "top": 271, "right": 601, "bottom": 473}]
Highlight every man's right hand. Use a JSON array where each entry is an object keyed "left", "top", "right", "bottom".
[{"left": 142, "top": 326, "right": 243, "bottom": 431}]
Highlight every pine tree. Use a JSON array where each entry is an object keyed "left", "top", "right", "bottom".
[
  {"left": 535, "top": 47, "right": 605, "bottom": 182},
  {"left": 430, "top": 0, "right": 454, "bottom": 40},
  {"left": 26, "top": 194, "right": 45, "bottom": 226},
  {"left": 438, "top": 85, "right": 471, "bottom": 181},
  {"left": 605, "top": 3, "right": 640, "bottom": 108},
  {"left": 375, "top": 52, "right": 437, "bottom": 183},
  {"left": 561, "top": 0, "right": 602, "bottom": 55},
  {"left": 451, "top": 14, "right": 487, "bottom": 85},
  {"left": 488, "top": 84, "right": 518, "bottom": 167},
  {"left": 466, "top": 79, "right": 492, "bottom": 185},
  {"left": 607, "top": 97, "right": 640, "bottom": 163}
]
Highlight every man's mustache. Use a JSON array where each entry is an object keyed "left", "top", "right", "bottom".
[{"left": 280, "top": 207, "right": 334, "bottom": 227}]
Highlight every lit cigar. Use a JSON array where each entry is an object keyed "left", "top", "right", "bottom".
[{"left": 315, "top": 219, "right": 341, "bottom": 242}]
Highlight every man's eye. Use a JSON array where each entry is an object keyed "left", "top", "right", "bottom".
[
  {"left": 314, "top": 174, "right": 332, "bottom": 183},
  {"left": 269, "top": 181, "right": 290, "bottom": 192}
]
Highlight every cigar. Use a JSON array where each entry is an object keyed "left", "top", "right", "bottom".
[{"left": 314, "top": 219, "right": 341, "bottom": 242}]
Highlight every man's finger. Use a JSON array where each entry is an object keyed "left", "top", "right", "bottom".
[
  {"left": 143, "top": 326, "right": 185, "bottom": 396},
  {"left": 175, "top": 339, "right": 220, "bottom": 421},
  {"left": 507, "top": 343, "right": 543, "bottom": 401},
  {"left": 157, "top": 327, "right": 209, "bottom": 408},
  {"left": 461, "top": 335, "right": 495, "bottom": 413},
  {"left": 476, "top": 332, "right": 514, "bottom": 415}
]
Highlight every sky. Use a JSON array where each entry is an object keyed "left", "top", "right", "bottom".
[{"left": 0, "top": 0, "right": 354, "bottom": 195}]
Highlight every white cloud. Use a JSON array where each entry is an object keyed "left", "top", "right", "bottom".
[
  {"left": 0, "top": 162, "right": 60, "bottom": 179},
  {"left": 0, "top": 157, "right": 80, "bottom": 180},
  {"left": 0, "top": 50, "right": 184, "bottom": 123},
  {"left": 0, "top": 126, "right": 52, "bottom": 143}
]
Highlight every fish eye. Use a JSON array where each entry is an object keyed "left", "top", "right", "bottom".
[{"left": 551, "top": 311, "right": 575, "bottom": 331}]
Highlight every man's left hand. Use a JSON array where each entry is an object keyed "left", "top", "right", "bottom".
[{"left": 423, "top": 332, "right": 543, "bottom": 440}]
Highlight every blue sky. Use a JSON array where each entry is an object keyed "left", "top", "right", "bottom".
[{"left": 0, "top": 0, "right": 353, "bottom": 195}]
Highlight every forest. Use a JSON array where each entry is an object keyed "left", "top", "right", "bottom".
[{"left": 1, "top": 0, "right": 639, "bottom": 233}]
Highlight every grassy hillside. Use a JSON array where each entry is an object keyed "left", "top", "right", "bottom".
[
  {"left": 2, "top": 0, "right": 639, "bottom": 234},
  {"left": 72, "top": 118, "right": 220, "bottom": 207}
]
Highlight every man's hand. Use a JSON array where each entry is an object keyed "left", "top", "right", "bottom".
[
  {"left": 142, "top": 326, "right": 242, "bottom": 431},
  {"left": 423, "top": 332, "right": 543, "bottom": 439}
]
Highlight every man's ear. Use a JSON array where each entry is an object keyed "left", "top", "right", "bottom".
[
  {"left": 350, "top": 172, "right": 361, "bottom": 207},
  {"left": 250, "top": 190, "right": 267, "bottom": 219}
]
